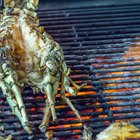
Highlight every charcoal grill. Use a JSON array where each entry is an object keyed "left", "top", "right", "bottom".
[{"left": 2, "top": 0, "right": 140, "bottom": 139}]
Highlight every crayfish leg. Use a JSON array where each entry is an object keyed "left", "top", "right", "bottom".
[
  {"left": 60, "top": 70, "right": 86, "bottom": 122},
  {"left": 39, "top": 99, "right": 51, "bottom": 133},
  {"left": 60, "top": 94, "right": 82, "bottom": 122},
  {"left": 11, "top": 83, "right": 32, "bottom": 133},
  {"left": 0, "top": 78, "right": 32, "bottom": 134},
  {"left": 39, "top": 81, "right": 59, "bottom": 132},
  {"left": 0, "top": 46, "right": 32, "bottom": 134},
  {"left": 62, "top": 62, "right": 87, "bottom": 96},
  {"left": 64, "top": 76, "right": 87, "bottom": 96},
  {"left": 44, "top": 84, "right": 57, "bottom": 123}
]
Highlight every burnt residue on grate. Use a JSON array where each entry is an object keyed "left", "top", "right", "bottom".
[{"left": 1, "top": 3, "right": 140, "bottom": 140}]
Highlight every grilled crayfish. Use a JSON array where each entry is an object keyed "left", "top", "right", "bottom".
[{"left": 0, "top": 0, "right": 86, "bottom": 133}]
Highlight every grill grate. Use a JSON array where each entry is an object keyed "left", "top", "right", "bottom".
[{"left": 1, "top": 3, "right": 140, "bottom": 140}]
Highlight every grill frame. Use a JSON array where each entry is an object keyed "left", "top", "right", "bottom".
[{"left": 1, "top": 1, "right": 140, "bottom": 139}]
